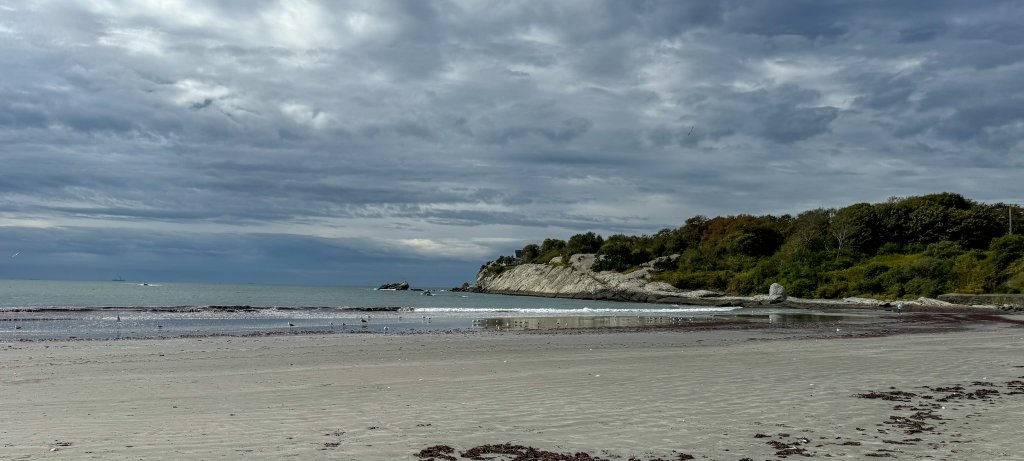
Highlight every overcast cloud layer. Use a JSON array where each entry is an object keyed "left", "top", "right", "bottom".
[{"left": 2, "top": 0, "right": 1023, "bottom": 285}]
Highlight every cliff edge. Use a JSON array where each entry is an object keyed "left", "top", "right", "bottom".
[{"left": 476, "top": 253, "right": 724, "bottom": 304}]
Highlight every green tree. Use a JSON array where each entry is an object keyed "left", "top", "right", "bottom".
[
  {"left": 990, "top": 235, "right": 1024, "bottom": 270},
  {"left": 950, "top": 207, "right": 1003, "bottom": 249},
  {"left": 828, "top": 207, "right": 865, "bottom": 258},
  {"left": 520, "top": 244, "right": 540, "bottom": 263},
  {"left": 724, "top": 226, "right": 784, "bottom": 257},
  {"left": 949, "top": 252, "right": 997, "bottom": 293},
  {"left": 540, "top": 238, "right": 566, "bottom": 254},
  {"left": 783, "top": 208, "right": 830, "bottom": 255},
  {"left": 564, "top": 232, "right": 604, "bottom": 256}
]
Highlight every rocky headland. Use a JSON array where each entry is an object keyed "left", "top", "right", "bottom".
[{"left": 472, "top": 253, "right": 1023, "bottom": 312}]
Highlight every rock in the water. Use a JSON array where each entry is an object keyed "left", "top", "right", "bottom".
[
  {"left": 377, "top": 281, "right": 410, "bottom": 290},
  {"left": 767, "top": 283, "right": 787, "bottom": 303},
  {"left": 451, "top": 282, "right": 482, "bottom": 293}
]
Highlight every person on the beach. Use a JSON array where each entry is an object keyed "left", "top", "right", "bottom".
[{"left": 896, "top": 302, "right": 903, "bottom": 314}]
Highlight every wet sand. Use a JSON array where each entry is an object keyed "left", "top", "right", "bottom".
[{"left": 2, "top": 315, "right": 1024, "bottom": 460}]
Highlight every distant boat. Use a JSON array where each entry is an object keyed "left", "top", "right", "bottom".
[{"left": 112, "top": 275, "right": 126, "bottom": 282}]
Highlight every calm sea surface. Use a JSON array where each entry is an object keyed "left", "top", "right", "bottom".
[{"left": 1, "top": 280, "right": 747, "bottom": 341}]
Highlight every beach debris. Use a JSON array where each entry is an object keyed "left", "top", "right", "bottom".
[
  {"left": 415, "top": 443, "right": 697, "bottom": 461},
  {"left": 764, "top": 435, "right": 814, "bottom": 458},
  {"left": 856, "top": 389, "right": 917, "bottom": 401},
  {"left": 417, "top": 444, "right": 457, "bottom": 461},
  {"left": 49, "top": 440, "right": 72, "bottom": 452}
]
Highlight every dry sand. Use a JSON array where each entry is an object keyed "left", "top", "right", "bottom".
[{"left": 3, "top": 321, "right": 1024, "bottom": 460}]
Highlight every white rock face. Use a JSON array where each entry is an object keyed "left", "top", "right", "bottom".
[
  {"left": 768, "top": 283, "right": 787, "bottom": 303},
  {"left": 476, "top": 254, "right": 722, "bottom": 302},
  {"left": 910, "top": 297, "right": 955, "bottom": 307}
]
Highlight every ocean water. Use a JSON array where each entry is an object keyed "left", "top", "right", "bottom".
[{"left": 1, "top": 280, "right": 742, "bottom": 341}]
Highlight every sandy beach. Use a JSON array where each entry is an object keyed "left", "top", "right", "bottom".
[{"left": 3, "top": 318, "right": 1024, "bottom": 460}]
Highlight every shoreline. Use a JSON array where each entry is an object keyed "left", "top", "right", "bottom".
[
  {"left": 6, "top": 306, "right": 1021, "bottom": 343},
  {"left": 2, "top": 318, "right": 1023, "bottom": 459},
  {"left": 478, "top": 287, "right": 1024, "bottom": 313}
]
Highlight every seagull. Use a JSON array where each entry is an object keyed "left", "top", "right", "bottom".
[
  {"left": 10, "top": 252, "right": 19, "bottom": 258},
  {"left": 687, "top": 125, "right": 694, "bottom": 136}
]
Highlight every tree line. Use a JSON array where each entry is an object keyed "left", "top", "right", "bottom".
[{"left": 485, "top": 193, "right": 1024, "bottom": 298}]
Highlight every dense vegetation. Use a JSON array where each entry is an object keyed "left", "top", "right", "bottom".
[{"left": 488, "top": 193, "right": 1024, "bottom": 298}]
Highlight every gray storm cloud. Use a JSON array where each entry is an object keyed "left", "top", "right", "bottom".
[{"left": 1, "top": 0, "right": 1022, "bottom": 284}]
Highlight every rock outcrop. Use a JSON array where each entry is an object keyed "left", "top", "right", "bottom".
[
  {"left": 476, "top": 254, "right": 725, "bottom": 304},
  {"left": 377, "top": 281, "right": 410, "bottom": 290},
  {"left": 451, "top": 282, "right": 483, "bottom": 293},
  {"left": 768, "top": 283, "right": 787, "bottom": 303}
]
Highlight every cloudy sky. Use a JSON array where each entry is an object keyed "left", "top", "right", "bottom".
[{"left": 1, "top": 0, "right": 1022, "bottom": 285}]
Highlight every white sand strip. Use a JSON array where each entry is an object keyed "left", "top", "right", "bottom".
[{"left": 2, "top": 324, "right": 1023, "bottom": 460}]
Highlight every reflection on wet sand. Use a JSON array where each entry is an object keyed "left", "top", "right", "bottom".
[
  {"left": 478, "top": 312, "right": 857, "bottom": 331},
  {"left": 480, "top": 315, "right": 734, "bottom": 331}
]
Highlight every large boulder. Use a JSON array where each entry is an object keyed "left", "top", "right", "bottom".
[
  {"left": 767, "top": 283, "right": 787, "bottom": 303},
  {"left": 377, "top": 281, "right": 410, "bottom": 290}
]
